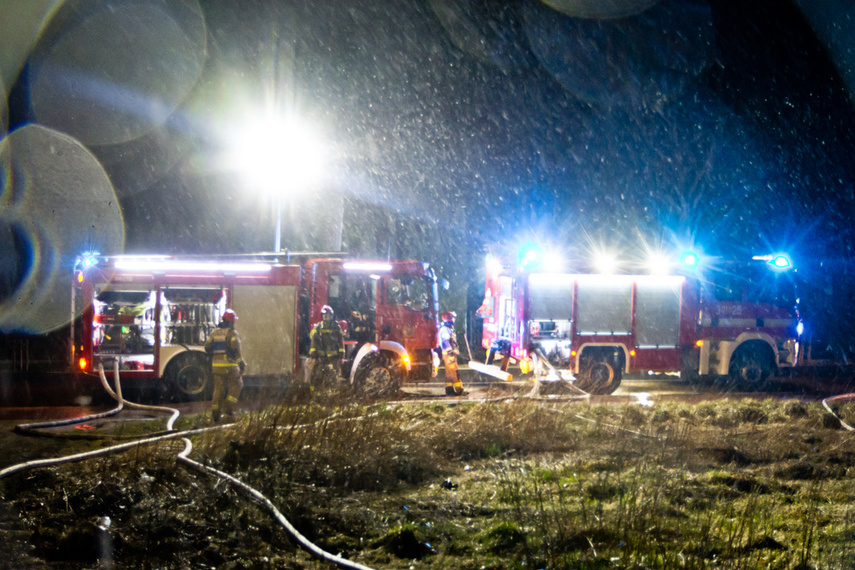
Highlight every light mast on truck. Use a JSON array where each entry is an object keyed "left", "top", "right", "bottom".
[{"left": 478, "top": 247, "right": 802, "bottom": 394}]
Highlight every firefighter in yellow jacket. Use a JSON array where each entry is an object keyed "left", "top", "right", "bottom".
[
  {"left": 439, "top": 311, "right": 464, "bottom": 396},
  {"left": 204, "top": 309, "right": 245, "bottom": 424},
  {"left": 309, "top": 305, "right": 345, "bottom": 388}
]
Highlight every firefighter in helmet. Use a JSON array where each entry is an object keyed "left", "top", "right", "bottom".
[
  {"left": 204, "top": 308, "right": 245, "bottom": 424},
  {"left": 309, "top": 305, "right": 345, "bottom": 388},
  {"left": 439, "top": 311, "right": 464, "bottom": 396}
]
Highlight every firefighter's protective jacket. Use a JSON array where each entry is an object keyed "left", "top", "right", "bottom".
[
  {"left": 205, "top": 323, "right": 245, "bottom": 372},
  {"left": 439, "top": 324, "right": 458, "bottom": 358},
  {"left": 310, "top": 320, "right": 345, "bottom": 360}
]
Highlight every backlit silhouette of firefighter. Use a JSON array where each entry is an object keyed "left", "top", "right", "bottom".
[
  {"left": 439, "top": 311, "right": 464, "bottom": 396},
  {"left": 204, "top": 309, "right": 245, "bottom": 424},
  {"left": 309, "top": 305, "right": 345, "bottom": 388}
]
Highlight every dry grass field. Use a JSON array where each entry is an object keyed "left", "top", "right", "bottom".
[{"left": 2, "top": 389, "right": 855, "bottom": 568}]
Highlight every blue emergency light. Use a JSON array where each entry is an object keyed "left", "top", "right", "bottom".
[
  {"left": 517, "top": 245, "right": 541, "bottom": 269},
  {"left": 769, "top": 254, "right": 791, "bottom": 269},
  {"left": 80, "top": 252, "right": 100, "bottom": 269},
  {"left": 680, "top": 251, "right": 700, "bottom": 269}
]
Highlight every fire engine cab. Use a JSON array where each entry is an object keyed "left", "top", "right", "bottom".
[
  {"left": 72, "top": 253, "right": 442, "bottom": 400},
  {"left": 479, "top": 247, "right": 802, "bottom": 394}
]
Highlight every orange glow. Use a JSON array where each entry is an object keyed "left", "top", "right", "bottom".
[
  {"left": 571, "top": 350, "right": 577, "bottom": 357},
  {"left": 630, "top": 350, "right": 636, "bottom": 357},
  {"left": 76, "top": 271, "right": 84, "bottom": 283},
  {"left": 696, "top": 340, "right": 703, "bottom": 347},
  {"left": 78, "top": 357, "right": 88, "bottom": 370}
]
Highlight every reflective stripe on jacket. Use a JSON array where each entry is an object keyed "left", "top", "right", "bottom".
[
  {"left": 205, "top": 326, "right": 244, "bottom": 370},
  {"left": 309, "top": 320, "right": 345, "bottom": 359},
  {"left": 439, "top": 325, "right": 458, "bottom": 357}
]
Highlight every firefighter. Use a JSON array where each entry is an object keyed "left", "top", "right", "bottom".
[
  {"left": 309, "top": 305, "right": 345, "bottom": 388},
  {"left": 204, "top": 309, "right": 245, "bottom": 424},
  {"left": 439, "top": 311, "right": 464, "bottom": 396}
]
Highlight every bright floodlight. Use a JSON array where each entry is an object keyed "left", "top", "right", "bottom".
[
  {"left": 542, "top": 251, "right": 565, "bottom": 273},
  {"left": 485, "top": 254, "right": 503, "bottom": 276},
  {"left": 645, "top": 252, "right": 673, "bottom": 275},
  {"left": 593, "top": 251, "right": 618, "bottom": 274},
  {"left": 232, "top": 111, "right": 325, "bottom": 252},
  {"left": 234, "top": 113, "right": 324, "bottom": 191}
]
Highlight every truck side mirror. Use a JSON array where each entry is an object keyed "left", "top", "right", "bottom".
[{"left": 439, "top": 278, "right": 450, "bottom": 291}]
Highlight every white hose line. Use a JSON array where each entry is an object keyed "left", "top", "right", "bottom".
[
  {"left": 0, "top": 425, "right": 226, "bottom": 479},
  {"left": 14, "top": 364, "right": 126, "bottom": 432},
  {"left": 14, "top": 363, "right": 180, "bottom": 434},
  {"left": 177, "top": 437, "right": 376, "bottom": 570},
  {"left": 7, "top": 365, "right": 376, "bottom": 568},
  {"left": 96, "top": 363, "right": 181, "bottom": 431},
  {"left": 821, "top": 393, "right": 855, "bottom": 431}
]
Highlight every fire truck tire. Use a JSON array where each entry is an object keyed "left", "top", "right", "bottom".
[
  {"left": 578, "top": 360, "right": 622, "bottom": 395},
  {"left": 163, "top": 352, "right": 212, "bottom": 402},
  {"left": 352, "top": 353, "right": 402, "bottom": 397},
  {"left": 729, "top": 350, "right": 771, "bottom": 389}
]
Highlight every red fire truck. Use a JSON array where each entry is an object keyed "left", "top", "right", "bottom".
[
  {"left": 71, "top": 253, "right": 443, "bottom": 400},
  {"left": 478, "top": 249, "right": 802, "bottom": 394}
]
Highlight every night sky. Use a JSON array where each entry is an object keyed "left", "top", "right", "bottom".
[{"left": 2, "top": 0, "right": 855, "bottom": 336}]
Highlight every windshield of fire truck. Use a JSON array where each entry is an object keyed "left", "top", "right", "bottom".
[
  {"left": 387, "top": 276, "right": 431, "bottom": 311},
  {"left": 713, "top": 266, "right": 797, "bottom": 311}
]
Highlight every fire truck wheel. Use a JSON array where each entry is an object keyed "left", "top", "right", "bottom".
[
  {"left": 164, "top": 353, "right": 212, "bottom": 402},
  {"left": 352, "top": 353, "right": 401, "bottom": 397},
  {"left": 580, "top": 360, "right": 622, "bottom": 395},
  {"left": 729, "top": 351, "right": 770, "bottom": 389}
]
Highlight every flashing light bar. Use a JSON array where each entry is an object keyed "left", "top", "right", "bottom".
[
  {"left": 114, "top": 259, "right": 272, "bottom": 273},
  {"left": 342, "top": 262, "right": 393, "bottom": 272}
]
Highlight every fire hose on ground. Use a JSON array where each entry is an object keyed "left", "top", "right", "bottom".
[{"left": 1, "top": 363, "right": 376, "bottom": 570}]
